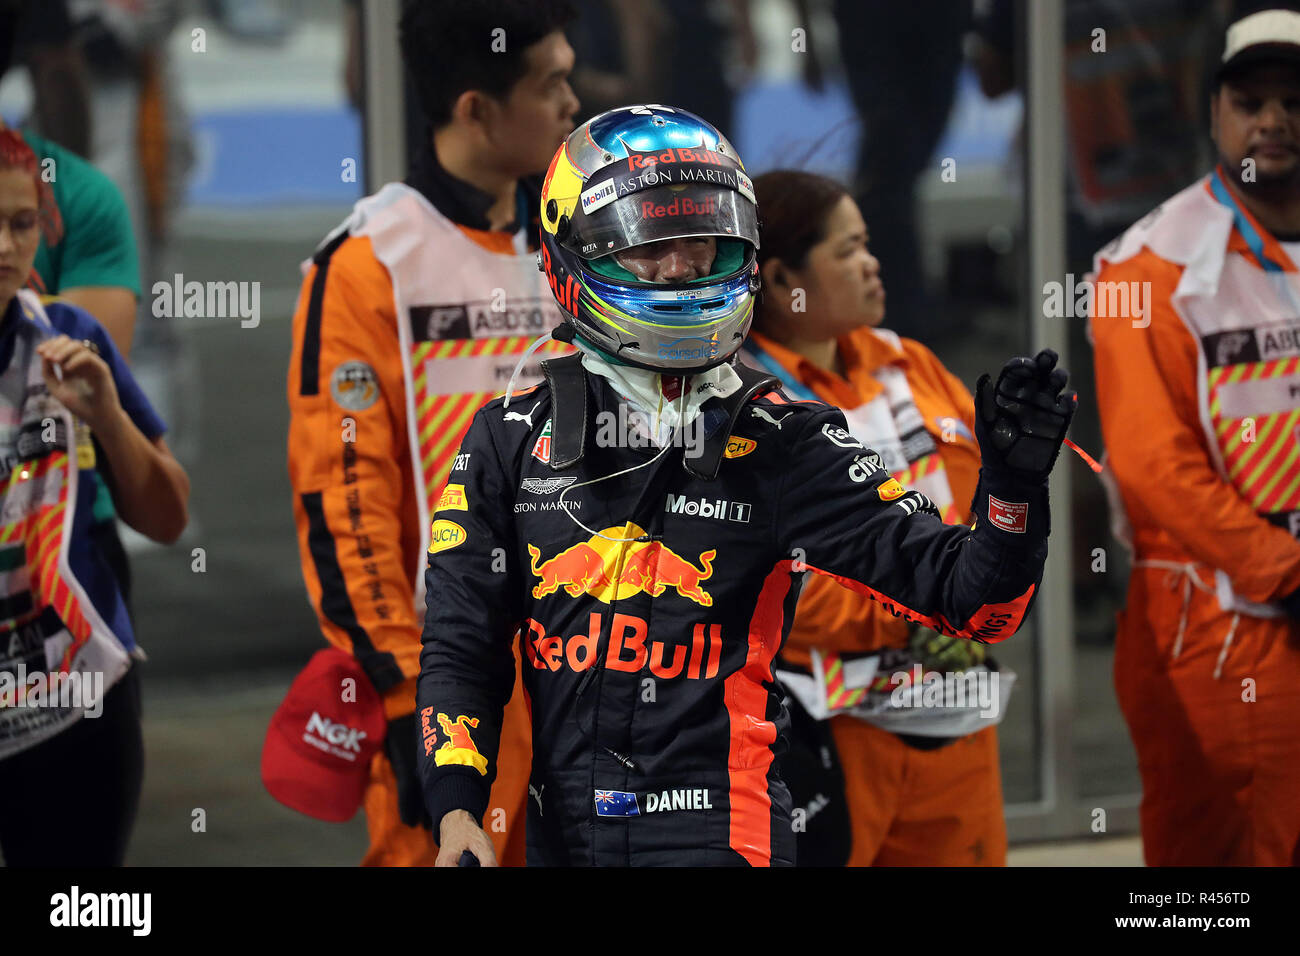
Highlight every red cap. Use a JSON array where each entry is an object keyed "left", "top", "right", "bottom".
[{"left": 261, "top": 648, "right": 387, "bottom": 823}]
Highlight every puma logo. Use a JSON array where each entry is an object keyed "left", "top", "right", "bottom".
[
  {"left": 751, "top": 407, "right": 792, "bottom": 430},
  {"left": 528, "top": 783, "right": 545, "bottom": 816},
  {"left": 504, "top": 401, "right": 541, "bottom": 428}
]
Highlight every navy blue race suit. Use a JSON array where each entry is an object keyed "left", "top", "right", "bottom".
[{"left": 416, "top": 355, "right": 1049, "bottom": 866}]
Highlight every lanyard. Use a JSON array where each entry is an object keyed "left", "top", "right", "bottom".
[
  {"left": 1208, "top": 167, "right": 1300, "bottom": 314},
  {"left": 1209, "top": 167, "right": 1290, "bottom": 273},
  {"left": 741, "top": 338, "right": 820, "bottom": 401}
]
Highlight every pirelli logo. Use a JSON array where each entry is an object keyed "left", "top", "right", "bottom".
[{"left": 436, "top": 484, "right": 467, "bottom": 512}]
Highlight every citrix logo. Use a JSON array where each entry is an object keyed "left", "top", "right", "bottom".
[{"left": 305, "top": 711, "right": 367, "bottom": 752}]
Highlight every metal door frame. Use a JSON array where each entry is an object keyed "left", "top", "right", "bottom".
[
  {"left": 1011, "top": 0, "right": 1141, "bottom": 844},
  {"left": 362, "top": 0, "right": 406, "bottom": 191}
]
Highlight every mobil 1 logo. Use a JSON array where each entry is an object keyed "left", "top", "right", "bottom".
[{"left": 665, "top": 494, "right": 751, "bottom": 523}]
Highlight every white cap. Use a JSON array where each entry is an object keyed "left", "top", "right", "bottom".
[{"left": 1218, "top": 8, "right": 1300, "bottom": 82}]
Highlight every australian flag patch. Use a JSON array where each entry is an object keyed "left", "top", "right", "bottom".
[{"left": 594, "top": 789, "right": 641, "bottom": 817}]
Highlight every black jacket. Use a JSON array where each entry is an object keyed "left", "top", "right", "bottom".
[{"left": 416, "top": 355, "right": 1048, "bottom": 866}]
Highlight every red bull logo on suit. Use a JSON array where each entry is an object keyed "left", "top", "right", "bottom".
[
  {"left": 526, "top": 523, "right": 715, "bottom": 606},
  {"left": 524, "top": 612, "right": 722, "bottom": 681}
]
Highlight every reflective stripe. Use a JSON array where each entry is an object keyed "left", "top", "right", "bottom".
[
  {"left": 805, "top": 560, "right": 1033, "bottom": 644},
  {"left": 410, "top": 337, "right": 571, "bottom": 510},
  {"left": 1204, "top": 345, "right": 1300, "bottom": 517},
  {"left": 725, "top": 561, "right": 789, "bottom": 866}
]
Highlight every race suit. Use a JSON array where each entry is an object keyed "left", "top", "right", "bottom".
[{"left": 416, "top": 354, "right": 1049, "bottom": 866}]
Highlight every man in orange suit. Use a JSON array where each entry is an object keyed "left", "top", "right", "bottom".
[
  {"left": 286, "top": 0, "right": 579, "bottom": 865},
  {"left": 1091, "top": 8, "right": 1300, "bottom": 865}
]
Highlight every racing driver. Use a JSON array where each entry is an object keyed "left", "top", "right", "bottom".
[{"left": 416, "top": 105, "right": 1077, "bottom": 866}]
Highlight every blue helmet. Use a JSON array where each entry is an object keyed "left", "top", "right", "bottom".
[{"left": 538, "top": 105, "right": 760, "bottom": 374}]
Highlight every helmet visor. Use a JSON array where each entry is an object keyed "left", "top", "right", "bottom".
[{"left": 569, "top": 165, "right": 759, "bottom": 262}]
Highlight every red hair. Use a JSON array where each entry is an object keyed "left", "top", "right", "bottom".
[{"left": 0, "top": 127, "right": 64, "bottom": 247}]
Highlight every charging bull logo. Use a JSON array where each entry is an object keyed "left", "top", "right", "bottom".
[
  {"left": 433, "top": 713, "right": 488, "bottom": 775},
  {"left": 527, "top": 523, "right": 715, "bottom": 606}
]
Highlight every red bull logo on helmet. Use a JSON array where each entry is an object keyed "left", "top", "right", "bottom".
[
  {"left": 627, "top": 147, "right": 729, "bottom": 170},
  {"left": 540, "top": 242, "right": 582, "bottom": 314},
  {"left": 527, "top": 523, "right": 714, "bottom": 606},
  {"left": 524, "top": 612, "right": 722, "bottom": 681},
  {"left": 640, "top": 195, "right": 717, "bottom": 219}
]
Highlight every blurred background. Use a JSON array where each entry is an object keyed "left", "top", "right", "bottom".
[{"left": 0, "top": 0, "right": 1243, "bottom": 864}]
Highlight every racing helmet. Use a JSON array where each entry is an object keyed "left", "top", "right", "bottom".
[{"left": 538, "top": 104, "right": 760, "bottom": 374}]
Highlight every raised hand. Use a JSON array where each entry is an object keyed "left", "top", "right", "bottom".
[{"left": 974, "top": 348, "right": 1077, "bottom": 485}]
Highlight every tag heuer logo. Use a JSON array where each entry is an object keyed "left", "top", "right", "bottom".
[
  {"left": 531, "top": 419, "right": 553, "bottom": 464},
  {"left": 521, "top": 476, "right": 576, "bottom": 495}
]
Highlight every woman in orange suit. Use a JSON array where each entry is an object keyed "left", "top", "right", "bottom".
[{"left": 744, "top": 170, "right": 1007, "bottom": 866}]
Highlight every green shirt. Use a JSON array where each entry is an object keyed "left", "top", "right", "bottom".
[{"left": 25, "top": 129, "right": 141, "bottom": 298}]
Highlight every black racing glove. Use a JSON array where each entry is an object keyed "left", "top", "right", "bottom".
[
  {"left": 974, "top": 348, "right": 1077, "bottom": 486},
  {"left": 384, "top": 712, "right": 433, "bottom": 830}
]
